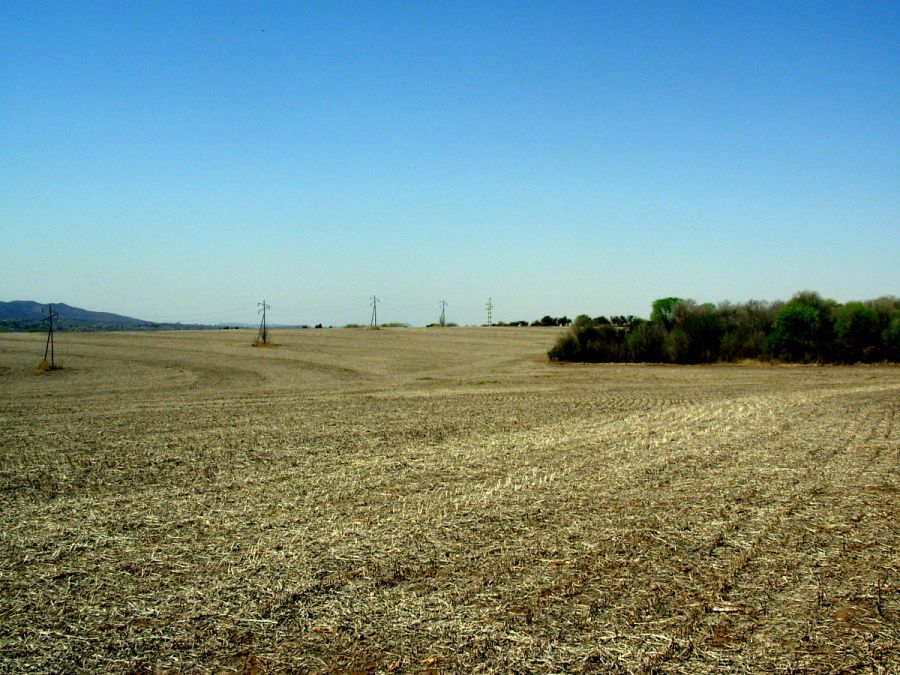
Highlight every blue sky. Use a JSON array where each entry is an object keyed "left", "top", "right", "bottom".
[{"left": 2, "top": 1, "right": 897, "bottom": 326}]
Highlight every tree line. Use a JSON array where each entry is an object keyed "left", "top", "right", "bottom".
[{"left": 549, "top": 292, "right": 900, "bottom": 364}]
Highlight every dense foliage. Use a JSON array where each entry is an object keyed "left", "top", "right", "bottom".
[{"left": 549, "top": 292, "right": 900, "bottom": 364}]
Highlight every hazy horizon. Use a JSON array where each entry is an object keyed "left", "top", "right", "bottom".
[
  {"left": 2, "top": 2, "right": 897, "bottom": 327},
  {"left": 3, "top": 289, "right": 900, "bottom": 330}
]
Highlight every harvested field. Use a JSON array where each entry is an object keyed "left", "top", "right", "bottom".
[{"left": 1, "top": 327, "right": 898, "bottom": 673}]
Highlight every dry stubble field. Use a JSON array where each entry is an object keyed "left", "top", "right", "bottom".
[{"left": 0, "top": 328, "right": 898, "bottom": 673}]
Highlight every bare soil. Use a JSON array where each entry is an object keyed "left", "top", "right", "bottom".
[{"left": 1, "top": 328, "right": 897, "bottom": 673}]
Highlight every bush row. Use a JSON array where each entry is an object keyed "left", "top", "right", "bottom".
[{"left": 549, "top": 292, "right": 900, "bottom": 364}]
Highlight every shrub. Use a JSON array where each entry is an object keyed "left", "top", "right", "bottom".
[
  {"left": 547, "top": 331, "right": 579, "bottom": 361},
  {"left": 548, "top": 322, "right": 627, "bottom": 362}
]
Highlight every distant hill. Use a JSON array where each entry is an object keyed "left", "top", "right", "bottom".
[
  {"left": 0, "top": 301, "right": 207, "bottom": 332},
  {"left": 0, "top": 301, "right": 148, "bottom": 324},
  {"left": 0, "top": 301, "right": 301, "bottom": 332}
]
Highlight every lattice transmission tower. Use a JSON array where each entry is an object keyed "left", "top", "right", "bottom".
[
  {"left": 255, "top": 300, "right": 270, "bottom": 346},
  {"left": 39, "top": 304, "right": 60, "bottom": 370},
  {"left": 370, "top": 295, "right": 379, "bottom": 328}
]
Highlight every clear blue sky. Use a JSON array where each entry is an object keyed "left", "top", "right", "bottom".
[{"left": 2, "top": 1, "right": 898, "bottom": 326}]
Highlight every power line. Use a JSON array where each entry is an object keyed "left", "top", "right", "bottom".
[{"left": 485, "top": 297, "right": 493, "bottom": 326}]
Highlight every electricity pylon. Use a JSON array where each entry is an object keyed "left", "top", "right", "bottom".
[
  {"left": 370, "top": 295, "right": 379, "bottom": 328},
  {"left": 41, "top": 304, "right": 59, "bottom": 369},
  {"left": 256, "top": 300, "right": 270, "bottom": 345}
]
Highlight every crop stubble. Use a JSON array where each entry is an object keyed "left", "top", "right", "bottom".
[{"left": 0, "top": 328, "right": 897, "bottom": 673}]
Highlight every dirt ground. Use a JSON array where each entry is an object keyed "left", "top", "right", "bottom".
[{"left": 1, "top": 328, "right": 897, "bottom": 673}]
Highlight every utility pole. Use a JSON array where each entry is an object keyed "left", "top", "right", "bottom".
[
  {"left": 370, "top": 295, "right": 379, "bottom": 328},
  {"left": 256, "top": 300, "right": 270, "bottom": 345},
  {"left": 485, "top": 297, "right": 493, "bottom": 326},
  {"left": 439, "top": 299, "right": 447, "bottom": 327},
  {"left": 41, "top": 304, "right": 59, "bottom": 369}
]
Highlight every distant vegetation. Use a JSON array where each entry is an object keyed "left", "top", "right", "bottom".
[
  {"left": 531, "top": 315, "right": 572, "bottom": 327},
  {"left": 0, "top": 319, "right": 216, "bottom": 333},
  {"left": 0, "top": 319, "right": 217, "bottom": 333},
  {"left": 549, "top": 292, "right": 900, "bottom": 364},
  {"left": 489, "top": 316, "right": 572, "bottom": 327}
]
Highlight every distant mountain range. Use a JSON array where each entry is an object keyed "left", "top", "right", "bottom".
[
  {"left": 0, "top": 301, "right": 210, "bottom": 332},
  {"left": 0, "top": 301, "right": 148, "bottom": 324}
]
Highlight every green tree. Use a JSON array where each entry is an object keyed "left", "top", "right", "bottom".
[
  {"left": 665, "top": 328, "right": 691, "bottom": 363},
  {"left": 882, "top": 316, "right": 900, "bottom": 362},
  {"left": 573, "top": 314, "right": 593, "bottom": 329},
  {"left": 630, "top": 320, "right": 666, "bottom": 362},
  {"left": 718, "top": 300, "right": 777, "bottom": 361},
  {"left": 664, "top": 301, "right": 724, "bottom": 363},
  {"left": 867, "top": 296, "right": 899, "bottom": 333},
  {"left": 650, "top": 297, "right": 683, "bottom": 328},
  {"left": 768, "top": 302, "right": 820, "bottom": 362},
  {"left": 834, "top": 301, "right": 880, "bottom": 362},
  {"left": 767, "top": 292, "right": 835, "bottom": 362}
]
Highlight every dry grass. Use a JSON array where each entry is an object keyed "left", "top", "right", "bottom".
[
  {"left": 35, "top": 359, "right": 63, "bottom": 373},
  {"left": 1, "top": 328, "right": 897, "bottom": 673}
]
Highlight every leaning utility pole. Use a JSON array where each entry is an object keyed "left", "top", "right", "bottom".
[
  {"left": 439, "top": 299, "right": 447, "bottom": 327},
  {"left": 256, "top": 300, "right": 270, "bottom": 345},
  {"left": 485, "top": 297, "right": 493, "bottom": 326},
  {"left": 370, "top": 295, "right": 379, "bottom": 328},
  {"left": 41, "top": 304, "right": 59, "bottom": 369}
]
